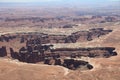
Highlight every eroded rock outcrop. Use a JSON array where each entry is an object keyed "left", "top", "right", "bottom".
[
  {"left": 44, "top": 58, "right": 93, "bottom": 70},
  {"left": 7, "top": 38, "right": 118, "bottom": 64},
  {"left": 0, "top": 46, "right": 7, "bottom": 57},
  {"left": 0, "top": 35, "right": 16, "bottom": 42},
  {"left": 0, "top": 28, "right": 112, "bottom": 43},
  {"left": 51, "top": 47, "right": 117, "bottom": 58},
  {"left": 63, "top": 59, "right": 93, "bottom": 70},
  {"left": 65, "top": 28, "right": 112, "bottom": 42}
]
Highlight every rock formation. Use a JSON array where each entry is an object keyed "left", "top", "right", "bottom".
[
  {"left": 0, "top": 46, "right": 7, "bottom": 57},
  {"left": 0, "top": 28, "right": 117, "bottom": 70},
  {"left": 0, "top": 28, "right": 112, "bottom": 43}
]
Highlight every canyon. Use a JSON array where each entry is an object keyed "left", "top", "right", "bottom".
[{"left": 0, "top": 4, "right": 120, "bottom": 80}]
